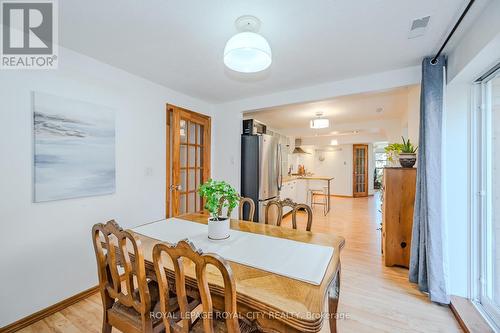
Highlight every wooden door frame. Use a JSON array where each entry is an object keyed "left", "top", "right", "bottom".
[
  {"left": 353, "top": 144, "right": 368, "bottom": 197},
  {"left": 166, "top": 104, "right": 211, "bottom": 218}
]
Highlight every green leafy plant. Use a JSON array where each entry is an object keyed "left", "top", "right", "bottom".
[
  {"left": 198, "top": 179, "right": 240, "bottom": 220},
  {"left": 401, "top": 136, "right": 418, "bottom": 154},
  {"left": 385, "top": 143, "right": 403, "bottom": 162}
]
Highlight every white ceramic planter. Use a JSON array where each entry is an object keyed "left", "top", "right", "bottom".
[{"left": 207, "top": 217, "right": 230, "bottom": 240}]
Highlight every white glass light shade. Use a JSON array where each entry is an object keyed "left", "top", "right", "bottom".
[
  {"left": 310, "top": 118, "right": 330, "bottom": 129},
  {"left": 224, "top": 32, "right": 272, "bottom": 73},
  {"left": 330, "top": 139, "right": 338, "bottom": 146}
]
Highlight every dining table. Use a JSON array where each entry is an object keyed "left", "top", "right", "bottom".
[{"left": 129, "top": 213, "right": 345, "bottom": 333}]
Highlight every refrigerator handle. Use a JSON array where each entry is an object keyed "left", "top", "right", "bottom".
[{"left": 277, "top": 144, "right": 283, "bottom": 191}]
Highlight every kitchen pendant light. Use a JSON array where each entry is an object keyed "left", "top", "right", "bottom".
[
  {"left": 224, "top": 16, "right": 272, "bottom": 73},
  {"left": 310, "top": 112, "right": 330, "bottom": 129}
]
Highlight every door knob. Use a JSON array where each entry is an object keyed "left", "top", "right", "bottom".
[{"left": 169, "top": 184, "right": 182, "bottom": 191}]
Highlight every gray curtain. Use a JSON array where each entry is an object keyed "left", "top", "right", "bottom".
[{"left": 409, "top": 55, "right": 449, "bottom": 304}]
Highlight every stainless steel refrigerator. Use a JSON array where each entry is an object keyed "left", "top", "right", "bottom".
[{"left": 241, "top": 134, "right": 283, "bottom": 222}]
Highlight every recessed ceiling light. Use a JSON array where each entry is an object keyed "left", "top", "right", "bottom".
[{"left": 224, "top": 16, "right": 272, "bottom": 73}]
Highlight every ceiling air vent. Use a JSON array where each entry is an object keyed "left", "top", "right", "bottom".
[{"left": 408, "top": 16, "right": 430, "bottom": 39}]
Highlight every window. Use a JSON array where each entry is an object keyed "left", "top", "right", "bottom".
[
  {"left": 474, "top": 66, "right": 500, "bottom": 329},
  {"left": 374, "top": 150, "right": 387, "bottom": 190}
]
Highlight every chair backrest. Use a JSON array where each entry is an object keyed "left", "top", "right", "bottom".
[
  {"left": 92, "top": 220, "right": 152, "bottom": 315},
  {"left": 153, "top": 240, "right": 240, "bottom": 333},
  {"left": 265, "top": 198, "right": 313, "bottom": 231},
  {"left": 238, "top": 197, "right": 255, "bottom": 221}
]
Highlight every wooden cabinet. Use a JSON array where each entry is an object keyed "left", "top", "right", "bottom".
[{"left": 381, "top": 168, "right": 417, "bottom": 268}]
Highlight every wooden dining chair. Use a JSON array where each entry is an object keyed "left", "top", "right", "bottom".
[
  {"left": 92, "top": 220, "right": 165, "bottom": 333},
  {"left": 153, "top": 240, "right": 243, "bottom": 333},
  {"left": 238, "top": 197, "right": 255, "bottom": 221},
  {"left": 265, "top": 198, "right": 313, "bottom": 231}
]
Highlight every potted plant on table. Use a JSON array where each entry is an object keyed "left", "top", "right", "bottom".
[
  {"left": 398, "top": 137, "right": 418, "bottom": 168},
  {"left": 198, "top": 179, "right": 240, "bottom": 240}
]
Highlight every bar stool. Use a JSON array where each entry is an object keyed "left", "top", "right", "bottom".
[{"left": 307, "top": 186, "right": 328, "bottom": 216}]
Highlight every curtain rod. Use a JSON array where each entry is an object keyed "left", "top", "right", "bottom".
[{"left": 430, "top": 0, "right": 476, "bottom": 64}]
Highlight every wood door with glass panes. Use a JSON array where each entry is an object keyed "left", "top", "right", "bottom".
[
  {"left": 166, "top": 105, "right": 211, "bottom": 217},
  {"left": 353, "top": 144, "right": 368, "bottom": 197}
]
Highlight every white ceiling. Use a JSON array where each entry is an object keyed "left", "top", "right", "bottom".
[
  {"left": 244, "top": 85, "right": 415, "bottom": 138},
  {"left": 60, "top": 0, "right": 468, "bottom": 103}
]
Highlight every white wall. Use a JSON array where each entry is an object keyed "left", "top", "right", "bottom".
[
  {"left": 407, "top": 85, "right": 421, "bottom": 145},
  {"left": 218, "top": 66, "right": 421, "bottom": 112},
  {"left": 0, "top": 47, "right": 212, "bottom": 326},
  {"left": 294, "top": 146, "right": 353, "bottom": 196},
  {"left": 290, "top": 143, "right": 375, "bottom": 197},
  {"left": 211, "top": 108, "right": 242, "bottom": 193}
]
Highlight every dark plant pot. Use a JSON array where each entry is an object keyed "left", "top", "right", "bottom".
[{"left": 399, "top": 153, "right": 416, "bottom": 168}]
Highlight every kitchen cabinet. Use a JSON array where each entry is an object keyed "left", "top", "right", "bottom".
[
  {"left": 280, "top": 180, "right": 297, "bottom": 215},
  {"left": 280, "top": 179, "right": 309, "bottom": 215},
  {"left": 296, "top": 180, "right": 307, "bottom": 205}
]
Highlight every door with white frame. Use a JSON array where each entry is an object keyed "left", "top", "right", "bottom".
[{"left": 474, "top": 65, "right": 500, "bottom": 330}]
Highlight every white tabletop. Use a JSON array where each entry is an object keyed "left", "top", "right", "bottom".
[{"left": 133, "top": 218, "right": 334, "bottom": 285}]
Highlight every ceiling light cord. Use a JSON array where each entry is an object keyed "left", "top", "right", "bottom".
[{"left": 430, "top": 0, "right": 475, "bottom": 65}]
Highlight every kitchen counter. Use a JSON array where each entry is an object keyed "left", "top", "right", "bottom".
[
  {"left": 280, "top": 176, "right": 334, "bottom": 215},
  {"left": 282, "top": 176, "right": 334, "bottom": 183}
]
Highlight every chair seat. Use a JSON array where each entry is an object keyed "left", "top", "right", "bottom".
[
  {"left": 190, "top": 318, "right": 227, "bottom": 333},
  {"left": 190, "top": 315, "right": 257, "bottom": 333},
  {"left": 108, "top": 280, "right": 167, "bottom": 330}
]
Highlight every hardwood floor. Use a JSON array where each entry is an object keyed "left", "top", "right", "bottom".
[
  {"left": 17, "top": 194, "right": 461, "bottom": 333},
  {"left": 287, "top": 194, "right": 462, "bottom": 333}
]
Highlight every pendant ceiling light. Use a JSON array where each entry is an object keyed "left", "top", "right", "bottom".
[
  {"left": 224, "top": 16, "right": 272, "bottom": 73},
  {"left": 310, "top": 112, "right": 330, "bottom": 129}
]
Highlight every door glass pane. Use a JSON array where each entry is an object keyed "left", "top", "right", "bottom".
[
  {"left": 189, "top": 146, "right": 196, "bottom": 167},
  {"left": 189, "top": 121, "right": 196, "bottom": 144},
  {"left": 188, "top": 192, "right": 195, "bottom": 212},
  {"left": 180, "top": 119, "right": 187, "bottom": 143},
  {"left": 180, "top": 145, "right": 187, "bottom": 167},
  {"left": 179, "top": 194, "right": 186, "bottom": 214},
  {"left": 188, "top": 170, "right": 196, "bottom": 191},
  {"left": 180, "top": 170, "right": 186, "bottom": 193},
  {"left": 199, "top": 147, "right": 204, "bottom": 167},
  {"left": 196, "top": 169, "right": 203, "bottom": 189},
  {"left": 488, "top": 75, "right": 500, "bottom": 308},
  {"left": 479, "top": 72, "right": 500, "bottom": 328},
  {"left": 199, "top": 125, "right": 204, "bottom": 146}
]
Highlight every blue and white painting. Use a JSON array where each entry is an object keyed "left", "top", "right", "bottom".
[{"left": 33, "top": 92, "right": 115, "bottom": 202}]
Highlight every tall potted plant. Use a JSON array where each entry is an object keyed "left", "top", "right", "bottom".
[
  {"left": 399, "top": 137, "right": 418, "bottom": 168},
  {"left": 198, "top": 179, "right": 239, "bottom": 240}
]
